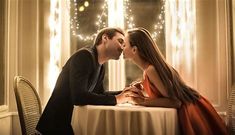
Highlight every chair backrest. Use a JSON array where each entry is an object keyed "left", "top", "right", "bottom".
[
  {"left": 13, "top": 76, "right": 42, "bottom": 135},
  {"left": 228, "top": 88, "right": 235, "bottom": 135}
]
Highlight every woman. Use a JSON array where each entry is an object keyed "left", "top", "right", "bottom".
[{"left": 123, "top": 27, "right": 228, "bottom": 135}]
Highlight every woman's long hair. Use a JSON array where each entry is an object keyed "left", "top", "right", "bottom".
[{"left": 127, "top": 27, "right": 200, "bottom": 103}]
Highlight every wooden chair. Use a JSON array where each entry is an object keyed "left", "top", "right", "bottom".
[{"left": 13, "top": 76, "right": 42, "bottom": 135}]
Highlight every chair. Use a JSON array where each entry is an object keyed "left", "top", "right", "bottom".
[
  {"left": 13, "top": 76, "right": 42, "bottom": 135},
  {"left": 228, "top": 88, "right": 235, "bottom": 135}
]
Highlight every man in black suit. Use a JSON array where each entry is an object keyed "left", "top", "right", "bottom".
[{"left": 35, "top": 27, "right": 140, "bottom": 135}]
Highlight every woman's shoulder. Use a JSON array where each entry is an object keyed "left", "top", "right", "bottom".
[
  {"left": 145, "top": 65, "right": 156, "bottom": 75},
  {"left": 145, "top": 65, "right": 162, "bottom": 81}
]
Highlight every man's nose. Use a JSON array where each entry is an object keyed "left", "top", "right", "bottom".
[
  {"left": 118, "top": 47, "right": 123, "bottom": 52},
  {"left": 120, "top": 44, "right": 125, "bottom": 49}
]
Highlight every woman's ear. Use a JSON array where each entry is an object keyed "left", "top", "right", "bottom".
[{"left": 132, "top": 46, "right": 138, "bottom": 53}]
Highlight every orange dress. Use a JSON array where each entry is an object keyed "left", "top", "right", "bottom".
[{"left": 142, "top": 71, "right": 228, "bottom": 135}]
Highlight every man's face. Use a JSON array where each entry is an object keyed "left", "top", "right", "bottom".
[{"left": 105, "top": 32, "right": 125, "bottom": 60}]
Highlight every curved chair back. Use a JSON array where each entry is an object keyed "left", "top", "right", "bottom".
[{"left": 13, "top": 76, "right": 42, "bottom": 135}]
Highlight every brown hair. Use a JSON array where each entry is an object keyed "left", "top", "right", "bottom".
[
  {"left": 127, "top": 27, "right": 200, "bottom": 103},
  {"left": 94, "top": 27, "right": 124, "bottom": 46}
]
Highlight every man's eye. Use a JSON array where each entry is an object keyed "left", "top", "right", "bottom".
[{"left": 118, "top": 39, "right": 124, "bottom": 44}]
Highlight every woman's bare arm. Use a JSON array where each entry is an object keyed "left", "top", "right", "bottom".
[
  {"left": 139, "top": 97, "right": 181, "bottom": 108},
  {"left": 138, "top": 65, "right": 181, "bottom": 108}
]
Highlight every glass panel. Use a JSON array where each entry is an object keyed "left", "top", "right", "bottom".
[
  {"left": 0, "top": 0, "right": 5, "bottom": 105},
  {"left": 70, "top": 0, "right": 165, "bottom": 89},
  {"left": 124, "top": 0, "right": 165, "bottom": 85},
  {"left": 70, "top": 0, "right": 109, "bottom": 89}
]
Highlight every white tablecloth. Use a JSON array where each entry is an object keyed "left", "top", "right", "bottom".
[{"left": 71, "top": 105, "right": 179, "bottom": 135}]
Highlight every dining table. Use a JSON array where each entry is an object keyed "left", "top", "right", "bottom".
[{"left": 71, "top": 104, "right": 179, "bottom": 135}]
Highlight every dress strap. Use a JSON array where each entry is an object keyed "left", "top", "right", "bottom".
[
  {"left": 143, "top": 64, "right": 151, "bottom": 79},
  {"left": 144, "top": 64, "right": 151, "bottom": 72}
]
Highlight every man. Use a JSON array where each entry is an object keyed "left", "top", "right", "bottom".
[{"left": 36, "top": 27, "right": 138, "bottom": 134}]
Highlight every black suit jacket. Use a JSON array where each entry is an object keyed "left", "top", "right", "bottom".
[{"left": 36, "top": 46, "right": 120, "bottom": 134}]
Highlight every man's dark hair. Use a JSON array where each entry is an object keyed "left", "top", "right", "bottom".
[{"left": 94, "top": 27, "right": 124, "bottom": 46}]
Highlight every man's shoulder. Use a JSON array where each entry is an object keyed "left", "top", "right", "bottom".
[
  {"left": 69, "top": 46, "right": 97, "bottom": 67},
  {"left": 72, "top": 46, "right": 94, "bottom": 58},
  {"left": 78, "top": 46, "right": 93, "bottom": 52}
]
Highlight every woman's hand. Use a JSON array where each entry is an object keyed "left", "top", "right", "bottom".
[
  {"left": 115, "top": 86, "right": 145, "bottom": 104},
  {"left": 127, "top": 96, "right": 146, "bottom": 105},
  {"left": 129, "top": 80, "right": 143, "bottom": 90}
]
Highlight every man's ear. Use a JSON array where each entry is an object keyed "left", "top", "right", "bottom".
[{"left": 102, "top": 34, "right": 108, "bottom": 42}]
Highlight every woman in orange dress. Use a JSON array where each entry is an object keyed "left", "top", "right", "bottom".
[{"left": 123, "top": 27, "right": 228, "bottom": 135}]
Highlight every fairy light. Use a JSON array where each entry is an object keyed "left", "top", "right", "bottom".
[
  {"left": 79, "top": 6, "right": 84, "bottom": 12},
  {"left": 84, "top": 1, "right": 89, "bottom": 7},
  {"left": 95, "top": 0, "right": 108, "bottom": 31},
  {"left": 151, "top": 0, "right": 165, "bottom": 40},
  {"left": 124, "top": 0, "right": 135, "bottom": 29},
  {"left": 124, "top": 0, "right": 165, "bottom": 41},
  {"left": 69, "top": 0, "right": 165, "bottom": 41},
  {"left": 70, "top": 0, "right": 108, "bottom": 41}
]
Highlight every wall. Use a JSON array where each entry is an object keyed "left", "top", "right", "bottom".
[
  {"left": 0, "top": 0, "right": 70, "bottom": 134},
  {"left": 196, "top": 0, "right": 229, "bottom": 112},
  {"left": 165, "top": 0, "right": 229, "bottom": 114},
  {"left": 0, "top": 0, "right": 231, "bottom": 134},
  {"left": 0, "top": 0, "right": 41, "bottom": 134}
]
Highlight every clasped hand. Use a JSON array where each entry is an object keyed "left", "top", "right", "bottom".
[{"left": 116, "top": 81, "right": 146, "bottom": 105}]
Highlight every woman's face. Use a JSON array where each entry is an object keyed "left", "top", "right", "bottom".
[{"left": 123, "top": 34, "right": 135, "bottom": 60}]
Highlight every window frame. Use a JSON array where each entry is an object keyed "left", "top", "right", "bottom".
[{"left": 0, "top": 0, "right": 8, "bottom": 112}]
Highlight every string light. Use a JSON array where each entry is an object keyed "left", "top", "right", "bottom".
[
  {"left": 152, "top": 0, "right": 165, "bottom": 40},
  {"left": 124, "top": 0, "right": 135, "bottom": 29},
  {"left": 69, "top": 0, "right": 165, "bottom": 41},
  {"left": 69, "top": 0, "right": 108, "bottom": 41},
  {"left": 124, "top": 0, "right": 165, "bottom": 41}
]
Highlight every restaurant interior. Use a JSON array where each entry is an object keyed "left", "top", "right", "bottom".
[{"left": 0, "top": 0, "right": 235, "bottom": 134}]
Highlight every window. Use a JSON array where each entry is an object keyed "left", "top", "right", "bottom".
[
  {"left": 0, "top": 0, "right": 6, "bottom": 105},
  {"left": 125, "top": 0, "right": 165, "bottom": 85},
  {"left": 70, "top": 0, "right": 109, "bottom": 89},
  {"left": 70, "top": 0, "right": 165, "bottom": 89}
]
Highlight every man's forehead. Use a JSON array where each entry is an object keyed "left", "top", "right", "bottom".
[{"left": 115, "top": 32, "right": 125, "bottom": 39}]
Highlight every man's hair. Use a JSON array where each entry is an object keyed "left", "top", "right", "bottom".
[{"left": 93, "top": 27, "right": 124, "bottom": 46}]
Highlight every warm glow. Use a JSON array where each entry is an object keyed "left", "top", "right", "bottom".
[
  {"left": 68, "top": 0, "right": 166, "bottom": 90},
  {"left": 107, "top": 0, "right": 126, "bottom": 91},
  {"left": 70, "top": 0, "right": 165, "bottom": 41},
  {"left": 124, "top": 0, "right": 165, "bottom": 40},
  {"left": 79, "top": 6, "right": 84, "bottom": 12},
  {"left": 49, "top": 0, "right": 61, "bottom": 92},
  {"left": 108, "top": 0, "right": 124, "bottom": 27},
  {"left": 166, "top": 0, "right": 196, "bottom": 87},
  {"left": 84, "top": 1, "right": 89, "bottom": 7}
]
